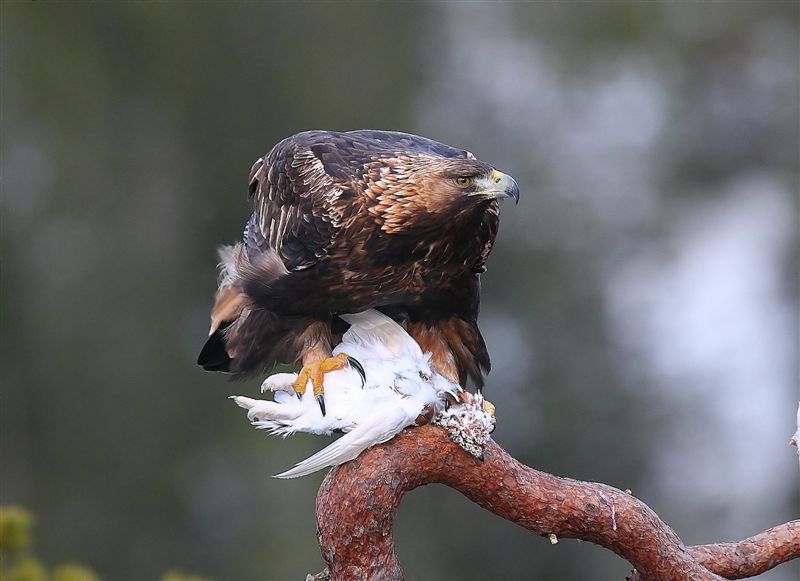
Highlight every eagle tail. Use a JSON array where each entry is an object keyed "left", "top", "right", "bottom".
[
  {"left": 198, "top": 245, "right": 247, "bottom": 372},
  {"left": 198, "top": 322, "right": 233, "bottom": 372},
  {"left": 197, "top": 244, "right": 300, "bottom": 376}
]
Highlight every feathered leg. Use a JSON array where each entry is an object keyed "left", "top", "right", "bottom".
[
  {"left": 407, "top": 317, "right": 495, "bottom": 417},
  {"left": 406, "top": 319, "right": 464, "bottom": 386}
]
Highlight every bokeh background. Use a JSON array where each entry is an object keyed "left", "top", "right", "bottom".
[{"left": 3, "top": 2, "right": 798, "bottom": 580}]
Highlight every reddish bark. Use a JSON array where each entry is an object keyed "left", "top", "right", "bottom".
[
  {"left": 686, "top": 521, "right": 800, "bottom": 580},
  {"left": 315, "top": 424, "right": 798, "bottom": 581}
]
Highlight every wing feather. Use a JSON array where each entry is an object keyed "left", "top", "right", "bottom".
[
  {"left": 338, "top": 310, "right": 422, "bottom": 358},
  {"left": 246, "top": 130, "right": 477, "bottom": 271},
  {"left": 274, "top": 406, "right": 409, "bottom": 479},
  {"left": 249, "top": 144, "right": 336, "bottom": 270}
]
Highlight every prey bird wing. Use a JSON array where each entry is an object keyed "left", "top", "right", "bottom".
[
  {"left": 338, "top": 310, "right": 423, "bottom": 359},
  {"left": 233, "top": 308, "right": 465, "bottom": 477},
  {"left": 274, "top": 405, "right": 412, "bottom": 479}
]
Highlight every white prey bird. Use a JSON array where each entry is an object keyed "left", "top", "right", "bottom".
[{"left": 232, "top": 310, "right": 462, "bottom": 478}]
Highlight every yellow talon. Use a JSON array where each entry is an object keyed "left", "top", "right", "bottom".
[
  {"left": 292, "top": 353, "right": 366, "bottom": 415},
  {"left": 292, "top": 353, "right": 348, "bottom": 395}
]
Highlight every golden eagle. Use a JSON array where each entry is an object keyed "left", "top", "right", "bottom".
[{"left": 198, "top": 130, "right": 518, "bottom": 413}]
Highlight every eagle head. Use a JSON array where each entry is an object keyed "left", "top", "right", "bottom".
[
  {"left": 371, "top": 155, "right": 519, "bottom": 233},
  {"left": 434, "top": 156, "right": 520, "bottom": 204}
]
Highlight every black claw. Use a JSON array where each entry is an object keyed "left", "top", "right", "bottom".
[
  {"left": 316, "top": 395, "right": 326, "bottom": 416},
  {"left": 347, "top": 356, "right": 366, "bottom": 387},
  {"left": 295, "top": 390, "right": 302, "bottom": 400},
  {"left": 444, "top": 399, "right": 451, "bottom": 412}
]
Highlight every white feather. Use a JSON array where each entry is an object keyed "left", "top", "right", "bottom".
[
  {"left": 232, "top": 309, "right": 462, "bottom": 477},
  {"left": 274, "top": 406, "right": 411, "bottom": 479},
  {"left": 337, "top": 310, "right": 422, "bottom": 359}
]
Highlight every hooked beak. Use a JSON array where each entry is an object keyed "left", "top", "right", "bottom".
[{"left": 487, "top": 170, "right": 520, "bottom": 204}]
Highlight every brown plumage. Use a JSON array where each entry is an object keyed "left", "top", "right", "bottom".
[{"left": 198, "top": 130, "right": 518, "bottom": 389}]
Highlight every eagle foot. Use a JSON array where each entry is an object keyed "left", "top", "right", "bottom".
[{"left": 292, "top": 353, "right": 366, "bottom": 415}]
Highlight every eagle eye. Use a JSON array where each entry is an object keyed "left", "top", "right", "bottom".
[{"left": 455, "top": 176, "right": 474, "bottom": 187}]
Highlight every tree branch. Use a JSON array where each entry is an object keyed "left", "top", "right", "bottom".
[
  {"left": 686, "top": 521, "right": 800, "bottom": 580},
  {"left": 315, "top": 424, "right": 798, "bottom": 581}
]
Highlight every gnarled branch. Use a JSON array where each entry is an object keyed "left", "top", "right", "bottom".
[
  {"left": 684, "top": 521, "right": 800, "bottom": 580},
  {"left": 315, "top": 424, "right": 798, "bottom": 581}
]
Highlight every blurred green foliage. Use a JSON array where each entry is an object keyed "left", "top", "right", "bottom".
[
  {"left": 0, "top": 507, "right": 33, "bottom": 555},
  {"left": 3, "top": 559, "right": 48, "bottom": 581},
  {"left": 160, "top": 572, "right": 212, "bottom": 581},
  {"left": 51, "top": 565, "right": 101, "bottom": 581},
  {"left": 0, "top": 506, "right": 99, "bottom": 581},
  {"left": 0, "top": 507, "right": 209, "bottom": 581}
]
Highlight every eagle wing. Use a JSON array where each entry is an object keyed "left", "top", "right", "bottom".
[
  {"left": 246, "top": 130, "right": 474, "bottom": 271},
  {"left": 247, "top": 139, "right": 344, "bottom": 271}
]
